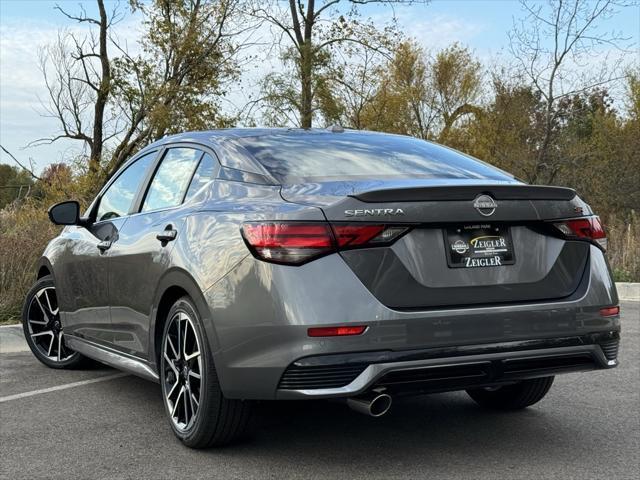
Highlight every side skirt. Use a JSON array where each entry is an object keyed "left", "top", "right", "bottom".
[{"left": 66, "top": 335, "right": 159, "bottom": 383}]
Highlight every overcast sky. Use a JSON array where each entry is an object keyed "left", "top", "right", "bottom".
[{"left": 1, "top": 0, "right": 638, "bottom": 174}]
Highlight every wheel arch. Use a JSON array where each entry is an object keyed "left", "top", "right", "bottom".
[
  {"left": 36, "top": 257, "right": 55, "bottom": 282},
  {"left": 149, "top": 268, "right": 220, "bottom": 372}
]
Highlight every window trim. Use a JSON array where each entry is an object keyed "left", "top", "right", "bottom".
[
  {"left": 181, "top": 151, "right": 209, "bottom": 204},
  {"left": 89, "top": 148, "right": 160, "bottom": 225},
  {"left": 134, "top": 142, "right": 222, "bottom": 216},
  {"left": 138, "top": 147, "right": 204, "bottom": 214},
  {"left": 88, "top": 141, "right": 222, "bottom": 225}
]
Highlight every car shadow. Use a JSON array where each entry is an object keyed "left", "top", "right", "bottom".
[
  {"left": 201, "top": 391, "right": 589, "bottom": 472},
  {"left": 73, "top": 373, "right": 626, "bottom": 478}
]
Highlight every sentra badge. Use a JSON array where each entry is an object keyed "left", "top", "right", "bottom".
[{"left": 344, "top": 208, "right": 405, "bottom": 217}]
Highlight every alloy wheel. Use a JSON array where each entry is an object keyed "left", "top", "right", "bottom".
[
  {"left": 162, "top": 311, "right": 203, "bottom": 432},
  {"left": 26, "top": 286, "right": 74, "bottom": 362}
]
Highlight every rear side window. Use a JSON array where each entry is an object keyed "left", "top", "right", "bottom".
[
  {"left": 96, "top": 152, "right": 156, "bottom": 222},
  {"left": 184, "top": 153, "right": 216, "bottom": 201},
  {"left": 142, "top": 148, "right": 203, "bottom": 212},
  {"left": 234, "top": 132, "right": 513, "bottom": 182}
]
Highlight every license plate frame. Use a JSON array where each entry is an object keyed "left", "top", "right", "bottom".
[{"left": 444, "top": 224, "right": 515, "bottom": 269}]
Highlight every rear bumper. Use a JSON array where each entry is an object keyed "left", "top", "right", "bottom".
[
  {"left": 204, "top": 245, "right": 619, "bottom": 400},
  {"left": 276, "top": 331, "right": 620, "bottom": 399}
]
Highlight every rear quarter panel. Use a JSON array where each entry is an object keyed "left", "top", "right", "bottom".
[
  {"left": 170, "top": 180, "right": 325, "bottom": 293},
  {"left": 161, "top": 179, "right": 325, "bottom": 374}
]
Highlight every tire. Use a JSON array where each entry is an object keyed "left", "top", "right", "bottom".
[
  {"left": 22, "top": 275, "right": 85, "bottom": 369},
  {"left": 466, "top": 376, "right": 555, "bottom": 410},
  {"left": 160, "top": 296, "right": 253, "bottom": 448}
]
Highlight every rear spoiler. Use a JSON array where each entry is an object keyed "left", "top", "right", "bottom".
[{"left": 351, "top": 185, "right": 576, "bottom": 203}]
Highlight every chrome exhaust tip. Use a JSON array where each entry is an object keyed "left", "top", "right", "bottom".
[{"left": 347, "top": 392, "right": 392, "bottom": 417}]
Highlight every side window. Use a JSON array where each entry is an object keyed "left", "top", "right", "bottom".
[
  {"left": 142, "top": 147, "right": 202, "bottom": 212},
  {"left": 184, "top": 153, "right": 216, "bottom": 202},
  {"left": 96, "top": 152, "right": 156, "bottom": 222}
]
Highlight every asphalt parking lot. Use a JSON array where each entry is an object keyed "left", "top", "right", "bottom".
[{"left": 1, "top": 302, "right": 638, "bottom": 480}]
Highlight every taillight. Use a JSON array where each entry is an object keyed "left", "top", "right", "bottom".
[
  {"left": 553, "top": 216, "right": 607, "bottom": 250},
  {"left": 332, "top": 224, "right": 409, "bottom": 248},
  {"left": 241, "top": 223, "right": 334, "bottom": 264},
  {"left": 241, "top": 222, "right": 410, "bottom": 265}
]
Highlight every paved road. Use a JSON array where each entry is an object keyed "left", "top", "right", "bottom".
[{"left": 1, "top": 302, "right": 638, "bottom": 480}]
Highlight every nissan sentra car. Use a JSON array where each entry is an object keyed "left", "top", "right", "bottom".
[{"left": 23, "top": 128, "right": 620, "bottom": 448}]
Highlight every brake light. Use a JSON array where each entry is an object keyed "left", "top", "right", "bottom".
[
  {"left": 241, "top": 223, "right": 334, "bottom": 264},
  {"left": 241, "top": 222, "right": 410, "bottom": 265},
  {"left": 553, "top": 216, "right": 607, "bottom": 250},
  {"left": 308, "top": 326, "right": 367, "bottom": 337}
]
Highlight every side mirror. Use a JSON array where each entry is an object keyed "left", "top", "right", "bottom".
[{"left": 48, "top": 201, "right": 80, "bottom": 226}]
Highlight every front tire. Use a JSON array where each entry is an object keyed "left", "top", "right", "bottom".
[
  {"left": 160, "top": 296, "right": 253, "bottom": 448},
  {"left": 466, "top": 376, "right": 555, "bottom": 410},
  {"left": 22, "top": 275, "right": 84, "bottom": 369}
]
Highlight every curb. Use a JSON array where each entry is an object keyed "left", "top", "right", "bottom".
[
  {"left": 0, "top": 324, "right": 28, "bottom": 353},
  {"left": 616, "top": 282, "right": 640, "bottom": 302}
]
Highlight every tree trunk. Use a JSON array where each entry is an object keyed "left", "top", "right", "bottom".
[
  {"left": 89, "top": 0, "right": 110, "bottom": 176},
  {"left": 299, "top": 0, "right": 315, "bottom": 128},
  {"left": 531, "top": 99, "right": 555, "bottom": 184},
  {"left": 300, "top": 41, "right": 313, "bottom": 128},
  {"left": 437, "top": 103, "right": 482, "bottom": 144}
]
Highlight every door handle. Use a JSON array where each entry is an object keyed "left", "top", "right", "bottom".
[
  {"left": 97, "top": 240, "right": 112, "bottom": 252},
  {"left": 156, "top": 228, "right": 177, "bottom": 243}
]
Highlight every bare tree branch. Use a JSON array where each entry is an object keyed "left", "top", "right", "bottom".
[{"left": 0, "top": 145, "right": 43, "bottom": 181}]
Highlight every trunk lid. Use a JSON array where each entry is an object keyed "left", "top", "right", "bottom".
[{"left": 281, "top": 180, "right": 592, "bottom": 309}]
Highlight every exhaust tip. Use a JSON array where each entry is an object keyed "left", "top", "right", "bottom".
[
  {"left": 347, "top": 392, "right": 392, "bottom": 417},
  {"left": 369, "top": 393, "right": 392, "bottom": 417}
]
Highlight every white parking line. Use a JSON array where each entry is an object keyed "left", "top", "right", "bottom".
[{"left": 0, "top": 373, "right": 129, "bottom": 403}]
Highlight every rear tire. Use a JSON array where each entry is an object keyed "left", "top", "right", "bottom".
[
  {"left": 22, "top": 275, "right": 85, "bottom": 369},
  {"left": 466, "top": 376, "right": 554, "bottom": 410},
  {"left": 160, "top": 296, "right": 253, "bottom": 448}
]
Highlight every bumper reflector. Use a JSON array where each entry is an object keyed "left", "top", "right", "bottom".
[
  {"left": 599, "top": 306, "right": 620, "bottom": 317},
  {"left": 308, "top": 326, "right": 367, "bottom": 337}
]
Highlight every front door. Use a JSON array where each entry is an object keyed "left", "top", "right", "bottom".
[
  {"left": 61, "top": 150, "right": 158, "bottom": 348},
  {"left": 55, "top": 219, "right": 123, "bottom": 347}
]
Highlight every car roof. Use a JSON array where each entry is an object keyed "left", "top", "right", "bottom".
[{"left": 147, "top": 127, "right": 407, "bottom": 148}]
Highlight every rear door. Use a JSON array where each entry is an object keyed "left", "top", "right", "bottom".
[{"left": 107, "top": 146, "right": 218, "bottom": 357}]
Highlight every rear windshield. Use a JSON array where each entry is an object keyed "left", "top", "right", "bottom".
[{"left": 233, "top": 132, "right": 513, "bottom": 182}]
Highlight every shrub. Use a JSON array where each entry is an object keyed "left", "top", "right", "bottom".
[
  {"left": 606, "top": 212, "right": 640, "bottom": 283},
  {"left": 0, "top": 202, "right": 60, "bottom": 322}
]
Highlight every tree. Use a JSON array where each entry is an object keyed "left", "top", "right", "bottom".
[
  {"left": 35, "top": 0, "right": 248, "bottom": 185},
  {"left": 249, "top": 0, "right": 414, "bottom": 128},
  {"left": 509, "top": 0, "right": 633, "bottom": 183},
  {"left": 108, "top": 0, "right": 247, "bottom": 173},
  {"left": 431, "top": 44, "right": 483, "bottom": 143},
  {"left": 361, "top": 41, "right": 482, "bottom": 141},
  {"left": 555, "top": 78, "right": 639, "bottom": 218},
  {"left": 35, "top": 0, "right": 114, "bottom": 175},
  {"left": 460, "top": 76, "right": 544, "bottom": 177},
  {"left": 361, "top": 41, "right": 431, "bottom": 136},
  {"left": 0, "top": 165, "right": 34, "bottom": 209},
  {"left": 322, "top": 46, "right": 387, "bottom": 129}
]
